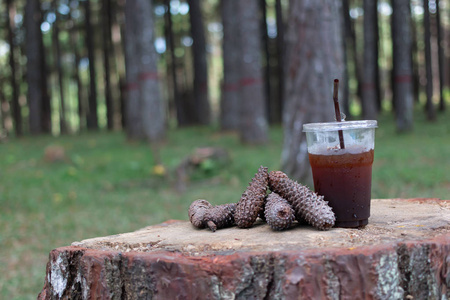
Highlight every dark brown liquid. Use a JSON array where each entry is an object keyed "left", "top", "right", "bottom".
[{"left": 309, "top": 148, "right": 374, "bottom": 228}]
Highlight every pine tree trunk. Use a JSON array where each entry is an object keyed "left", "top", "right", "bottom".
[
  {"left": 102, "top": 0, "right": 114, "bottom": 130},
  {"left": 341, "top": 0, "right": 351, "bottom": 118},
  {"left": 391, "top": 0, "right": 414, "bottom": 132},
  {"left": 84, "top": 0, "right": 99, "bottom": 130},
  {"left": 423, "top": 0, "right": 436, "bottom": 121},
  {"left": 136, "top": 0, "right": 166, "bottom": 142},
  {"left": 220, "top": 0, "right": 240, "bottom": 131},
  {"left": 281, "top": 0, "right": 345, "bottom": 184},
  {"left": 68, "top": 12, "right": 84, "bottom": 131},
  {"left": 435, "top": 0, "right": 445, "bottom": 111},
  {"left": 6, "top": 0, "right": 22, "bottom": 136},
  {"left": 188, "top": 0, "right": 211, "bottom": 125},
  {"left": 164, "top": 0, "right": 183, "bottom": 126},
  {"left": 237, "top": 0, "right": 268, "bottom": 144},
  {"left": 275, "top": 0, "right": 284, "bottom": 123},
  {"left": 124, "top": 0, "right": 144, "bottom": 140},
  {"left": 260, "top": 0, "right": 272, "bottom": 123},
  {"left": 362, "top": 0, "right": 379, "bottom": 120},
  {"left": 25, "top": 0, "right": 43, "bottom": 134},
  {"left": 52, "top": 0, "right": 68, "bottom": 134}
]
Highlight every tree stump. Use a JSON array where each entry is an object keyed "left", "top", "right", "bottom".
[{"left": 39, "top": 198, "right": 449, "bottom": 299}]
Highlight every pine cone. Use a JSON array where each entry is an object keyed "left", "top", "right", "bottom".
[
  {"left": 235, "top": 166, "right": 269, "bottom": 228},
  {"left": 189, "top": 199, "right": 236, "bottom": 232},
  {"left": 264, "top": 192, "right": 295, "bottom": 231},
  {"left": 268, "top": 171, "right": 335, "bottom": 230}
]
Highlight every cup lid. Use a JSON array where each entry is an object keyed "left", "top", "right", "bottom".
[{"left": 302, "top": 120, "right": 377, "bottom": 132}]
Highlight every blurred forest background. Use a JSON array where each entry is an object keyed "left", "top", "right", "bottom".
[{"left": 0, "top": 0, "right": 450, "bottom": 298}]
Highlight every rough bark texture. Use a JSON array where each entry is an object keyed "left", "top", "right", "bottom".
[
  {"left": 423, "top": 0, "right": 436, "bottom": 121},
  {"left": 237, "top": 0, "right": 268, "bottom": 144},
  {"left": 6, "top": 0, "right": 22, "bottom": 136},
  {"left": 281, "top": 0, "right": 345, "bottom": 185},
  {"left": 84, "top": 0, "right": 99, "bottom": 130},
  {"left": 188, "top": 0, "right": 211, "bottom": 125},
  {"left": 25, "top": 0, "right": 43, "bottom": 134},
  {"left": 220, "top": 0, "right": 240, "bottom": 131},
  {"left": 391, "top": 0, "right": 414, "bottom": 132},
  {"left": 136, "top": 0, "right": 166, "bottom": 142},
  {"left": 102, "top": 0, "right": 114, "bottom": 131},
  {"left": 39, "top": 199, "right": 449, "bottom": 299},
  {"left": 362, "top": 0, "right": 379, "bottom": 120},
  {"left": 124, "top": 0, "right": 144, "bottom": 140}
]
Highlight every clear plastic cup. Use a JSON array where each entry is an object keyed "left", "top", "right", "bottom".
[{"left": 303, "top": 120, "right": 377, "bottom": 228}]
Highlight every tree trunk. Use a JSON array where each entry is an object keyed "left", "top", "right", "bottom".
[
  {"left": 68, "top": 12, "right": 84, "bottom": 131},
  {"left": 25, "top": 0, "right": 43, "bottom": 134},
  {"left": 102, "top": 0, "right": 114, "bottom": 130},
  {"left": 124, "top": 0, "right": 144, "bottom": 140},
  {"left": 275, "top": 0, "right": 285, "bottom": 123},
  {"left": 188, "top": 0, "right": 211, "bottom": 125},
  {"left": 136, "top": 0, "right": 166, "bottom": 142},
  {"left": 341, "top": 0, "right": 351, "bottom": 118},
  {"left": 164, "top": 0, "right": 183, "bottom": 126},
  {"left": 281, "top": 0, "right": 345, "bottom": 184},
  {"left": 435, "top": 0, "right": 445, "bottom": 111},
  {"left": 84, "top": 0, "right": 99, "bottom": 130},
  {"left": 423, "top": 0, "right": 436, "bottom": 121},
  {"left": 40, "top": 15, "right": 51, "bottom": 134},
  {"left": 362, "top": 0, "right": 379, "bottom": 120},
  {"left": 52, "top": 0, "right": 68, "bottom": 134},
  {"left": 39, "top": 199, "right": 450, "bottom": 300},
  {"left": 220, "top": 0, "right": 240, "bottom": 131},
  {"left": 391, "top": 0, "right": 414, "bottom": 132},
  {"left": 237, "top": 0, "right": 268, "bottom": 144},
  {"left": 260, "top": 0, "right": 272, "bottom": 123},
  {"left": 6, "top": 0, "right": 22, "bottom": 137}
]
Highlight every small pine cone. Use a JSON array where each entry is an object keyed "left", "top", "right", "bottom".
[
  {"left": 235, "top": 166, "right": 269, "bottom": 228},
  {"left": 264, "top": 192, "right": 295, "bottom": 231},
  {"left": 268, "top": 171, "right": 335, "bottom": 230},
  {"left": 189, "top": 199, "right": 236, "bottom": 232}
]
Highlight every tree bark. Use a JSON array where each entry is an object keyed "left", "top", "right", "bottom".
[
  {"left": 281, "top": 0, "right": 345, "bottom": 184},
  {"left": 275, "top": 0, "right": 285, "bottom": 123},
  {"left": 391, "top": 0, "right": 414, "bottom": 132},
  {"left": 362, "top": 0, "right": 379, "bottom": 120},
  {"left": 260, "top": 0, "right": 272, "bottom": 123},
  {"left": 341, "top": 0, "right": 351, "bottom": 118},
  {"left": 84, "top": 0, "right": 99, "bottom": 130},
  {"left": 52, "top": 0, "right": 68, "bottom": 134},
  {"left": 188, "top": 0, "right": 211, "bottom": 125},
  {"left": 68, "top": 12, "right": 84, "bottom": 131},
  {"left": 435, "top": 0, "right": 445, "bottom": 111},
  {"left": 423, "top": 0, "right": 436, "bottom": 121},
  {"left": 164, "top": 0, "right": 183, "bottom": 126},
  {"left": 102, "top": 0, "right": 114, "bottom": 130},
  {"left": 6, "top": 0, "right": 22, "bottom": 137},
  {"left": 220, "top": 0, "right": 240, "bottom": 131},
  {"left": 39, "top": 199, "right": 450, "bottom": 300},
  {"left": 136, "top": 0, "right": 166, "bottom": 142},
  {"left": 25, "top": 0, "right": 43, "bottom": 134},
  {"left": 237, "top": 0, "right": 268, "bottom": 144},
  {"left": 124, "top": 0, "right": 144, "bottom": 140}
]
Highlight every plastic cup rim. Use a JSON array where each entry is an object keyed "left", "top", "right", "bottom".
[{"left": 302, "top": 120, "right": 378, "bottom": 132}]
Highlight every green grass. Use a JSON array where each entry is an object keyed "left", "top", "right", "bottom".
[{"left": 1, "top": 111, "right": 449, "bottom": 299}]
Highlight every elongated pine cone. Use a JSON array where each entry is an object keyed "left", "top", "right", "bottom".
[
  {"left": 189, "top": 199, "right": 236, "bottom": 232},
  {"left": 264, "top": 192, "right": 295, "bottom": 231},
  {"left": 235, "top": 166, "right": 269, "bottom": 228},
  {"left": 268, "top": 171, "right": 335, "bottom": 230}
]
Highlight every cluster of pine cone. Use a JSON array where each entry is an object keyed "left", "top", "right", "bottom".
[{"left": 188, "top": 166, "right": 335, "bottom": 232}]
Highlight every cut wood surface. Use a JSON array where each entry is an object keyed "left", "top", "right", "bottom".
[{"left": 39, "top": 198, "right": 450, "bottom": 299}]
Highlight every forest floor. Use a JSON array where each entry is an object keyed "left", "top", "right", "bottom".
[{"left": 1, "top": 111, "right": 449, "bottom": 299}]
